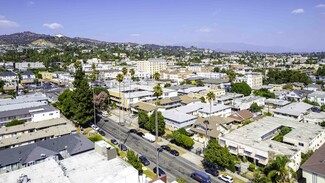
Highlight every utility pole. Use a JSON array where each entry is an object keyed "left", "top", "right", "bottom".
[{"left": 93, "top": 87, "right": 96, "bottom": 125}]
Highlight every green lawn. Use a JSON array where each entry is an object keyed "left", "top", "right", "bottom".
[{"left": 143, "top": 168, "right": 156, "bottom": 179}]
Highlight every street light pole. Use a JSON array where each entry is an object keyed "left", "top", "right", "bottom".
[{"left": 93, "top": 87, "right": 96, "bottom": 125}]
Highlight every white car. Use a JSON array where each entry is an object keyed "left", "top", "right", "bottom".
[
  {"left": 91, "top": 124, "right": 99, "bottom": 131},
  {"left": 218, "top": 174, "right": 233, "bottom": 183}
]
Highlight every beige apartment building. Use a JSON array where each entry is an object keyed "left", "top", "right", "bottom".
[{"left": 137, "top": 58, "right": 167, "bottom": 75}]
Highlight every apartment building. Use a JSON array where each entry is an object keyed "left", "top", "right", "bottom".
[
  {"left": 219, "top": 117, "right": 324, "bottom": 171},
  {"left": 15, "top": 62, "right": 45, "bottom": 70},
  {"left": 136, "top": 58, "right": 167, "bottom": 75},
  {"left": 0, "top": 71, "right": 18, "bottom": 82},
  {"left": 308, "top": 91, "right": 325, "bottom": 105},
  {"left": 232, "top": 96, "right": 265, "bottom": 110},
  {"left": 235, "top": 72, "right": 263, "bottom": 88},
  {"left": 108, "top": 84, "right": 177, "bottom": 110}
]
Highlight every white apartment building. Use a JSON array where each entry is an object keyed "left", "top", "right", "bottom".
[
  {"left": 219, "top": 117, "right": 324, "bottom": 171},
  {"left": 308, "top": 91, "right": 325, "bottom": 105},
  {"left": 15, "top": 62, "right": 45, "bottom": 70},
  {"left": 108, "top": 84, "right": 177, "bottom": 110},
  {"left": 136, "top": 58, "right": 167, "bottom": 75},
  {"left": 196, "top": 72, "right": 227, "bottom": 79},
  {"left": 235, "top": 72, "right": 263, "bottom": 88}
]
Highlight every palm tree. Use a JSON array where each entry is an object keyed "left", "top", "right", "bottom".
[
  {"left": 121, "top": 67, "right": 128, "bottom": 121},
  {"left": 153, "top": 83, "right": 163, "bottom": 178},
  {"left": 205, "top": 91, "right": 216, "bottom": 147},
  {"left": 115, "top": 73, "right": 124, "bottom": 144},
  {"left": 130, "top": 68, "right": 135, "bottom": 78},
  {"left": 122, "top": 67, "right": 128, "bottom": 76},
  {"left": 266, "top": 155, "right": 291, "bottom": 183},
  {"left": 153, "top": 72, "right": 160, "bottom": 81}
]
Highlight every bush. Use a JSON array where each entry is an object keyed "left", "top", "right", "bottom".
[
  {"left": 5, "top": 120, "right": 25, "bottom": 127},
  {"left": 249, "top": 163, "right": 256, "bottom": 171},
  {"left": 242, "top": 156, "right": 248, "bottom": 163},
  {"left": 88, "top": 134, "right": 103, "bottom": 142}
]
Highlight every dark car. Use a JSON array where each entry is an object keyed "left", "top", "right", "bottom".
[
  {"left": 136, "top": 131, "right": 144, "bottom": 137},
  {"left": 119, "top": 144, "right": 128, "bottom": 151},
  {"left": 128, "top": 129, "right": 137, "bottom": 133},
  {"left": 191, "top": 170, "right": 211, "bottom": 183},
  {"left": 153, "top": 167, "right": 166, "bottom": 176},
  {"left": 169, "top": 149, "right": 179, "bottom": 156},
  {"left": 205, "top": 167, "right": 219, "bottom": 176},
  {"left": 111, "top": 139, "right": 118, "bottom": 145},
  {"left": 98, "top": 129, "right": 105, "bottom": 136},
  {"left": 139, "top": 155, "right": 150, "bottom": 166},
  {"left": 160, "top": 145, "right": 171, "bottom": 152}
]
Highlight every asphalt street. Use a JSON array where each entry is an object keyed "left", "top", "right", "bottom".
[{"left": 97, "top": 118, "right": 223, "bottom": 183}]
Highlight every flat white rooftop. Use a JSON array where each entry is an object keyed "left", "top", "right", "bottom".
[{"left": 0, "top": 150, "right": 139, "bottom": 183}]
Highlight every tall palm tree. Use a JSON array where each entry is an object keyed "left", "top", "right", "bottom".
[
  {"left": 121, "top": 67, "right": 128, "bottom": 122},
  {"left": 153, "top": 72, "right": 160, "bottom": 81},
  {"left": 267, "top": 156, "right": 291, "bottom": 183},
  {"left": 115, "top": 73, "right": 124, "bottom": 144},
  {"left": 130, "top": 68, "right": 135, "bottom": 78},
  {"left": 205, "top": 91, "right": 216, "bottom": 147},
  {"left": 153, "top": 83, "right": 162, "bottom": 178},
  {"left": 122, "top": 67, "right": 128, "bottom": 76}
]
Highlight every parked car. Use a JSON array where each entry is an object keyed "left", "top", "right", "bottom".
[
  {"left": 136, "top": 131, "right": 144, "bottom": 137},
  {"left": 205, "top": 167, "right": 218, "bottom": 176},
  {"left": 139, "top": 156, "right": 150, "bottom": 166},
  {"left": 218, "top": 174, "right": 233, "bottom": 183},
  {"left": 191, "top": 170, "right": 211, "bottom": 183},
  {"left": 119, "top": 144, "right": 128, "bottom": 151},
  {"left": 98, "top": 129, "right": 105, "bottom": 136},
  {"left": 128, "top": 129, "right": 137, "bottom": 133},
  {"left": 160, "top": 145, "right": 171, "bottom": 152},
  {"left": 153, "top": 167, "right": 166, "bottom": 176},
  {"left": 169, "top": 149, "right": 179, "bottom": 156},
  {"left": 91, "top": 124, "right": 99, "bottom": 131},
  {"left": 111, "top": 139, "right": 118, "bottom": 145}
]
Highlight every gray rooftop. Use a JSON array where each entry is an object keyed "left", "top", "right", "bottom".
[
  {"left": 274, "top": 102, "right": 312, "bottom": 117},
  {"left": 265, "top": 98, "right": 290, "bottom": 106},
  {"left": 0, "top": 104, "right": 58, "bottom": 119},
  {"left": 162, "top": 110, "right": 197, "bottom": 123},
  {"left": 0, "top": 94, "right": 48, "bottom": 106},
  {"left": 0, "top": 134, "right": 93, "bottom": 167},
  {"left": 309, "top": 91, "right": 325, "bottom": 98}
]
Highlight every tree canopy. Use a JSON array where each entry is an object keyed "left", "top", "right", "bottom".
[
  {"left": 265, "top": 69, "right": 311, "bottom": 85},
  {"left": 170, "top": 129, "right": 194, "bottom": 149},
  {"left": 145, "top": 111, "right": 165, "bottom": 136},
  {"left": 253, "top": 88, "right": 275, "bottom": 99},
  {"left": 250, "top": 103, "right": 262, "bottom": 113},
  {"left": 231, "top": 82, "right": 252, "bottom": 96},
  {"left": 126, "top": 150, "right": 143, "bottom": 171}
]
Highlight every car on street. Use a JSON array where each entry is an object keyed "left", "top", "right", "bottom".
[
  {"left": 169, "top": 149, "right": 179, "bottom": 156},
  {"left": 91, "top": 124, "right": 99, "bottom": 131},
  {"left": 191, "top": 170, "right": 211, "bottom": 183},
  {"left": 128, "top": 129, "right": 137, "bottom": 133},
  {"left": 160, "top": 145, "right": 171, "bottom": 152},
  {"left": 111, "top": 139, "right": 118, "bottom": 145},
  {"left": 153, "top": 167, "right": 166, "bottom": 176},
  {"left": 98, "top": 129, "right": 105, "bottom": 136},
  {"left": 218, "top": 174, "right": 233, "bottom": 183},
  {"left": 205, "top": 167, "right": 218, "bottom": 176},
  {"left": 136, "top": 131, "right": 144, "bottom": 137},
  {"left": 119, "top": 144, "right": 128, "bottom": 151},
  {"left": 139, "top": 155, "right": 150, "bottom": 166}
]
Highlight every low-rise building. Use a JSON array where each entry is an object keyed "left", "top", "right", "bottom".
[
  {"left": 0, "top": 71, "right": 18, "bottom": 82},
  {"left": 216, "top": 93, "right": 244, "bottom": 105},
  {"left": 232, "top": 96, "right": 265, "bottom": 110},
  {"left": 286, "top": 90, "right": 313, "bottom": 102},
  {"left": 219, "top": 117, "right": 324, "bottom": 171},
  {"left": 301, "top": 144, "right": 325, "bottom": 183},
  {"left": 274, "top": 102, "right": 313, "bottom": 121},
  {"left": 198, "top": 104, "right": 232, "bottom": 117},
  {"left": 228, "top": 109, "right": 254, "bottom": 123},
  {"left": 308, "top": 91, "right": 325, "bottom": 105},
  {"left": 162, "top": 110, "right": 197, "bottom": 130},
  {"left": 15, "top": 62, "right": 45, "bottom": 70},
  {"left": 20, "top": 70, "right": 35, "bottom": 84},
  {"left": 265, "top": 98, "right": 290, "bottom": 108},
  {"left": 303, "top": 112, "right": 325, "bottom": 125}
]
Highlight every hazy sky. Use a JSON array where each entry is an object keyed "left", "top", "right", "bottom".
[{"left": 0, "top": 0, "right": 325, "bottom": 51}]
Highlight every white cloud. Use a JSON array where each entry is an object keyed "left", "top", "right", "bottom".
[
  {"left": 315, "top": 4, "right": 325, "bottom": 8},
  {"left": 43, "top": 23, "right": 64, "bottom": 30},
  {"left": 291, "top": 8, "right": 304, "bottom": 14},
  {"left": 197, "top": 28, "right": 212, "bottom": 33},
  {"left": 0, "top": 16, "right": 19, "bottom": 28},
  {"left": 130, "top": 33, "right": 140, "bottom": 37}
]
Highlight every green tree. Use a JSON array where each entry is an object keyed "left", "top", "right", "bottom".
[
  {"left": 200, "top": 96, "right": 206, "bottom": 103},
  {"left": 203, "top": 139, "right": 236, "bottom": 172},
  {"left": 195, "top": 80, "right": 204, "bottom": 87},
  {"left": 116, "top": 73, "right": 124, "bottom": 123},
  {"left": 145, "top": 111, "right": 165, "bottom": 136},
  {"left": 5, "top": 119, "right": 25, "bottom": 127},
  {"left": 226, "top": 69, "right": 236, "bottom": 82},
  {"left": 283, "top": 83, "right": 293, "bottom": 90},
  {"left": 253, "top": 88, "right": 275, "bottom": 99},
  {"left": 126, "top": 150, "right": 143, "bottom": 171},
  {"left": 213, "top": 67, "right": 220, "bottom": 72},
  {"left": 176, "top": 178, "right": 187, "bottom": 183},
  {"left": 130, "top": 68, "right": 135, "bottom": 77},
  {"left": 171, "top": 131, "right": 194, "bottom": 149},
  {"left": 316, "top": 65, "right": 325, "bottom": 76},
  {"left": 90, "top": 63, "right": 99, "bottom": 81},
  {"left": 264, "top": 155, "right": 291, "bottom": 183},
  {"left": 320, "top": 121, "right": 325, "bottom": 127},
  {"left": 164, "top": 83, "right": 171, "bottom": 88},
  {"left": 153, "top": 72, "right": 160, "bottom": 81},
  {"left": 138, "top": 111, "right": 149, "bottom": 128},
  {"left": 250, "top": 103, "right": 262, "bottom": 113},
  {"left": 71, "top": 65, "right": 94, "bottom": 125},
  {"left": 122, "top": 67, "right": 128, "bottom": 76},
  {"left": 231, "top": 82, "right": 252, "bottom": 96}
]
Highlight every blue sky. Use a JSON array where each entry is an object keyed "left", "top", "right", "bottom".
[{"left": 0, "top": 0, "right": 325, "bottom": 51}]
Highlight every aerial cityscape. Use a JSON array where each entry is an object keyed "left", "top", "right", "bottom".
[{"left": 0, "top": 1, "right": 324, "bottom": 183}]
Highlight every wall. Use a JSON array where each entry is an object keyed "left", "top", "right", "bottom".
[
  {"left": 303, "top": 170, "right": 325, "bottom": 183},
  {"left": 32, "top": 110, "right": 60, "bottom": 122}
]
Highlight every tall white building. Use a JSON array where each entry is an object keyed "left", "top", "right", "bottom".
[
  {"left": 235, "top": 72, "right": 263, "bottom": 88},
  {"left": 137, "top": 58, "right": 167, "bottom": 75}
]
